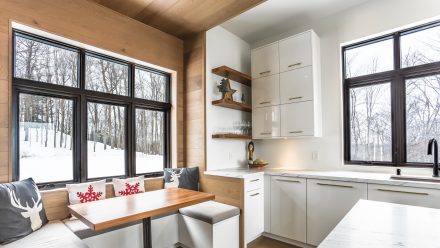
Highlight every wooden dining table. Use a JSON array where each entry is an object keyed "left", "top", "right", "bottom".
[{"left": 68, "top": 188, "right": 215, "bottom": 248}]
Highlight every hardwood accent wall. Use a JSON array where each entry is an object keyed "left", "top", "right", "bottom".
[
  {"left": 183, "top": 33, "right": 206, "bottom": 173},
  {"left": 0, "top": 0, "right": 184, "bottom": 183},
  {"left": 41, "top": 177, "right": 164, "bottom": 221}
]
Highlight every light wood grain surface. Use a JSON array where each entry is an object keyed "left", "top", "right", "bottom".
[
  {"left": 319, "top": 199, "right": 440, "bottom": 248},
  {"left": 68, "top": 188, "right": 214, "bottom": 231},
  {"left": 89, "top": 0, "right": 266, "bottom": 38}
]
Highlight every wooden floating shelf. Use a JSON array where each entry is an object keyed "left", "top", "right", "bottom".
[
  {"left": 212, "top": 134, "right": 252, "bottom": 139},
  {"left": 212, "top": 66, "right": 252, "bottom": 86},
  {"left": 212, "top": 99, "right": 252, "bottom": 112}
]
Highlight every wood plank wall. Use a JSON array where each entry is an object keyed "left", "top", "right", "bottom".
[
  {"left": 0, "top": 0, "right": 185, "bottom": 182},
  {"left": 183, "top": 33, "right": 206, "bottom": 173}
]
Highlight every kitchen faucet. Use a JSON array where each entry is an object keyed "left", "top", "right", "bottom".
[{"left": 427, "top": 138, "right": 439, "bottom": 177}]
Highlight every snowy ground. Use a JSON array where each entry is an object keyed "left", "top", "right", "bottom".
[{"left": 20, "top": 126, "right": 163, "bottom": 183}]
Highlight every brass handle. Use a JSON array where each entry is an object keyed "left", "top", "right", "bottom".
[
  {"left": 377, "top": 188, "right": 429, "bottom": 195},
  {"left": 289, "top": 96, "right": 303, "bottom": 100},
  {"left": 289, "top": 131, "right": 303, "bottom": 134},
  {"left": 250, "top": 193, "right": 260, "bottom": 197},
  {"left": 260, "top": 132, "right": 272, "bottom": 135},
  {"left": 259, "top": 70, "right": 271, "bottom": 75},
  {"left": 250, "top": 179, "right": 260, "bottom": 182},
  {"left": 317, "top": 183, "right": 353, "bottom": 188},
  {"left": 288, "top": 62, "right": 302, "bottom": 68},
  {"left": 259, "top": 101, "right": 271, "bottom": 105},
  {"left": 276, "top": 179, "right": 300, "bottom": 183}
]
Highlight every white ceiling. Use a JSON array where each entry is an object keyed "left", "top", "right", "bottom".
[{"left": 221, "top": 0, "right": 370, "bottom": 44}]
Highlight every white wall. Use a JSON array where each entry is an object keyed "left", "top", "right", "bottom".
[
  {"left": 251, "top": 0, "right": 440, "bottom": 174},
  {"left": 206, "top": 26, "right": 252, "bottom": 171}
]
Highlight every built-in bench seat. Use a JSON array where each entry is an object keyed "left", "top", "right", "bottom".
[{"left": 2, "top": 220, "right": 88, "bottom": 248}]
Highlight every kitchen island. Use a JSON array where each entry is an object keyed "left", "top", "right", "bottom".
[{"left": 319, "top": 200, "right": 440, "bottom": 248}]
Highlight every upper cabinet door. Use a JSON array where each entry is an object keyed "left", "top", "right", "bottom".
[
  {"left": 280, "top": 66, "right": 313, "bottom": 104},
  {"left": 252, "top": 74, "right": 280, "bottom": 107},
  {"left": 252, "top": 106, "right": 280, "bottom": 139},
  {"left": 251, "top": 42, "right": 279, "bottom": 78},
  {"left": 279, "top": 32, "right": 312, "bottom": 72},
  {"left": 281, "top": 101, "right": 314, "bottom": 137}
]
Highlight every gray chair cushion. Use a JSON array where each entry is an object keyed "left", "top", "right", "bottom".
[
  {"left": 179, "top": 201, "right": 240, "bottom": 224},
  {"left": 62, "top": 219, "right": 142, "bottom": 240},
  {"left": 2, "top": 220, "right": 87, "bottom": 248}
]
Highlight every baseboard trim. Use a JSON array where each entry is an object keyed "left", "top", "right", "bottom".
[{"left": 262, "top": 233, "right": 315, "bottom": 248}]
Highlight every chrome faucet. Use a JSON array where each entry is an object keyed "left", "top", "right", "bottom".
[{"left": 428, "top": 138, "right": 439, "bottom": 177}]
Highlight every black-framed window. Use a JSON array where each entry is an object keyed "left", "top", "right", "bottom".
[
  {"left": 343, "top": 21, "right": 440, "bottom": 167},
  {"left": 12, "top": 30, "right": 171, "bottom": 186}
]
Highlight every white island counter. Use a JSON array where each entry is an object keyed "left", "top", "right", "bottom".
[{"left": 319, "top": 200, "right": 440, "bottom": 248}]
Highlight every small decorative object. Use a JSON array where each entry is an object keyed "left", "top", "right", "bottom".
[
  {"left": 249, "top": 158, "right": 269, "bottom": 168},
  {"left": 247, "top": 141, "right": 254, "bottom": 164},
  {"left": 241, "top": 93, "right": 245, "bottom": 103},
  {"left": 217, "top": 78, "right": 236, "bottom": 101}
]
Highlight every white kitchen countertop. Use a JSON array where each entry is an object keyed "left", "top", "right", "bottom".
[
  {"left": 204, "top": 168, "right": 440, "bottom": 189},
  {"left": 319, "top": 199, "right": 440, "bottom": 248}
]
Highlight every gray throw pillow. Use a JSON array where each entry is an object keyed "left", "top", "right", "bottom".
[
  {"left": 164, "top": 167, "right": 199, "bottom": 191},
  {"left": 0, "top": 178, "right": 48, "bottom": 244}
]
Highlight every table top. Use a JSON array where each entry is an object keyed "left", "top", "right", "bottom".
[
  {"left": 68, "top": 188, "right": 215, "bottom": 231},
  {"left": 319, "top": 199, "right": 440, "bottom": 248}
]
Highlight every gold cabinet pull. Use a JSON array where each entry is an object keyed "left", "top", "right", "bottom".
[
  {"left": 259, "top": 101, "right": 271, "bottom": 105},
  {"left": 276, "top": 179, "right": 300, "bottom": 183},
  {"left": 250, "top": 193, "right": 260, "bottom": 197},
  {"left": 288, "top": 62, "right": 302, "bottom": 68},
  {"left": 377, "top": 188, "right": 429, "bottom": 195},
  {"left": 289, "top": 96, "right": 303, "bottom": 100},
  {"left": 259, "top": 70, "right": 271, "bottom": 75},
  {"left": 250, "top": 179, "right": 260, "bottom": 182},
  {"left": 260, "top": 132, "right": 272, "bottom": 135},
  {"left": 289, "top": 131, "right": 303, "bottom": 134},
  {"left": 317, "top": 183, "right": 353, "bottom": 188}
]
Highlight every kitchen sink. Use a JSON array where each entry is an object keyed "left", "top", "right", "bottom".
[{"left": 390, "top": 175, "right": 440, "bottom": 183}]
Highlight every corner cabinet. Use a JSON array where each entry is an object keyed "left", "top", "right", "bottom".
[{"left": 251, "top": 30, "right": 321, "bottom": 139}]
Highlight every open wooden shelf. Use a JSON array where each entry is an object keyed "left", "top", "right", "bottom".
[
  {"left": 212, "top": 134, "right": 252, "bottom": 139},
  {"left": 212, "top": 99, "right": 252, "bottom": 112},
  {"left": 212, "top": 66, "right": 251, "bottom": 86}
]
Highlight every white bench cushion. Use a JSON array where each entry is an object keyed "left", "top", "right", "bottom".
[
  {"left": 179, "top": 201, "right": 240, "bottom": 224},
  {"left": 2, "top": 220, "right": 87, "bottom": 248}
]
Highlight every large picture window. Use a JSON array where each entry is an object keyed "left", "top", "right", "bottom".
[
  {"left": 343, "top": 21, "right": 440, "bottom": 167},
  {"left": 12, "top": 31, "right": 171, "bottom": 185}
]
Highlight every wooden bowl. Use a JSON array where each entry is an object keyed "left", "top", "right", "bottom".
[{"left": 248, "top": 162, "right": 268, "bottom": 168}]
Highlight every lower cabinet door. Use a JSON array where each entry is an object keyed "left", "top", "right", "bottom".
[
  {"left": 270, "top": 176, "right": 306, "bottom": 242},
  {"left": 245, "top": 188, "right": 264, "bottom": 243},
  {"left": 306, "top": 179, "right": 367, "bottom": 246},
  {"left": 368, "top": 184, "right": 440, "bottom": 208}
]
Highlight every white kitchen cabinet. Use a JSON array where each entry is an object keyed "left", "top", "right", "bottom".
[
  {"left": 244, "top": 175, "right": 264, "bottom": 244},
  {"left": 251, "top": 30, "right": 321, "bottom": 139},
  {"left": 279, "top": 31, "right": 314, "bottom": 72},
  {"left": 368, "top": 184, "right": 440, "bottom": 209},
  {"left": 251, "top": 42, "right": 279, "bottom": 78},
  {"left": 252, "top": 106, "right": 280, "bottom": 139},
  {"left": 264, "top": 175, "right": 271, "bottom": 233},
  {"left": 270, "top": 176, "right": 307, "bottom": 243},
  {"left": 252, "top": 74, "right": 280, "bottom": 107},
  {"left": 280, "top": 66, "right": 313, "bottom": 104},
  {"left": 307, "top": 179, "right": 367, "bottom": 246},
  {"left": 281, "top": 101, "right": 320, "bottom": 137}
]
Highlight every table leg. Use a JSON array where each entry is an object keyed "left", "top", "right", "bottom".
[{"left": 142, "top": 217, "right": 152, "bottom": 248}]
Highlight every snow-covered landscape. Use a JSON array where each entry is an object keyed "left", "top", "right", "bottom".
[{"left": 20, "top": 125, "right": 163, "bottom": 183}]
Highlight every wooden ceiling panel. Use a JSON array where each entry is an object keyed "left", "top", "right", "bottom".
[{"left": 89, "top": 0, "right": 265, "bottom": 38}]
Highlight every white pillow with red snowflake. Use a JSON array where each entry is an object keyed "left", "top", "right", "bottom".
[
  {"left": 112, "top": 176, "right": 145, "bottom": 197},
  {"left": 66, "top": 180, "right": 106, "bottom": 205}
]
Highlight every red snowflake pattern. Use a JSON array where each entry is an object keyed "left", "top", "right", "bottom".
[
  {"left": 76, "top": 185, "right": 103, "bottom": 203},
  {"left": 118, "top": 182, "right": 143, "bottom": 196}
]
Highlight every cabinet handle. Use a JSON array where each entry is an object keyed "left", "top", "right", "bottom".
[
  {"left": 276, "top": 179, "right": 300, "bottom": 183},
  {"left": 259, "top": 70, "right": 271, "bottom": 75},
  {"left": 288, "top": 62, "right": 302, "bottom": 68},
  {"left": 289, "top": 131, "right": 303, "bottom": 134},
  {"left": 250, "top": 193, "right": 260, "bottom": 197},
  {"left": 250, "top": 179, "right": 260, "bottom": 182},
  {"left": 289, "top": 96, "right": 303, "bottom": 100},
  {"left": 259, "top": 101, "right": 271, "bottom": 105},
  {"left": 260, "top": 132, "right": 272, "bottom": 135},
  {"left": 317, "top": 183, "right": 353, "bottom": 188},
  {"left": 377, "top": 188, "right": 429, "bottom": 195}
]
